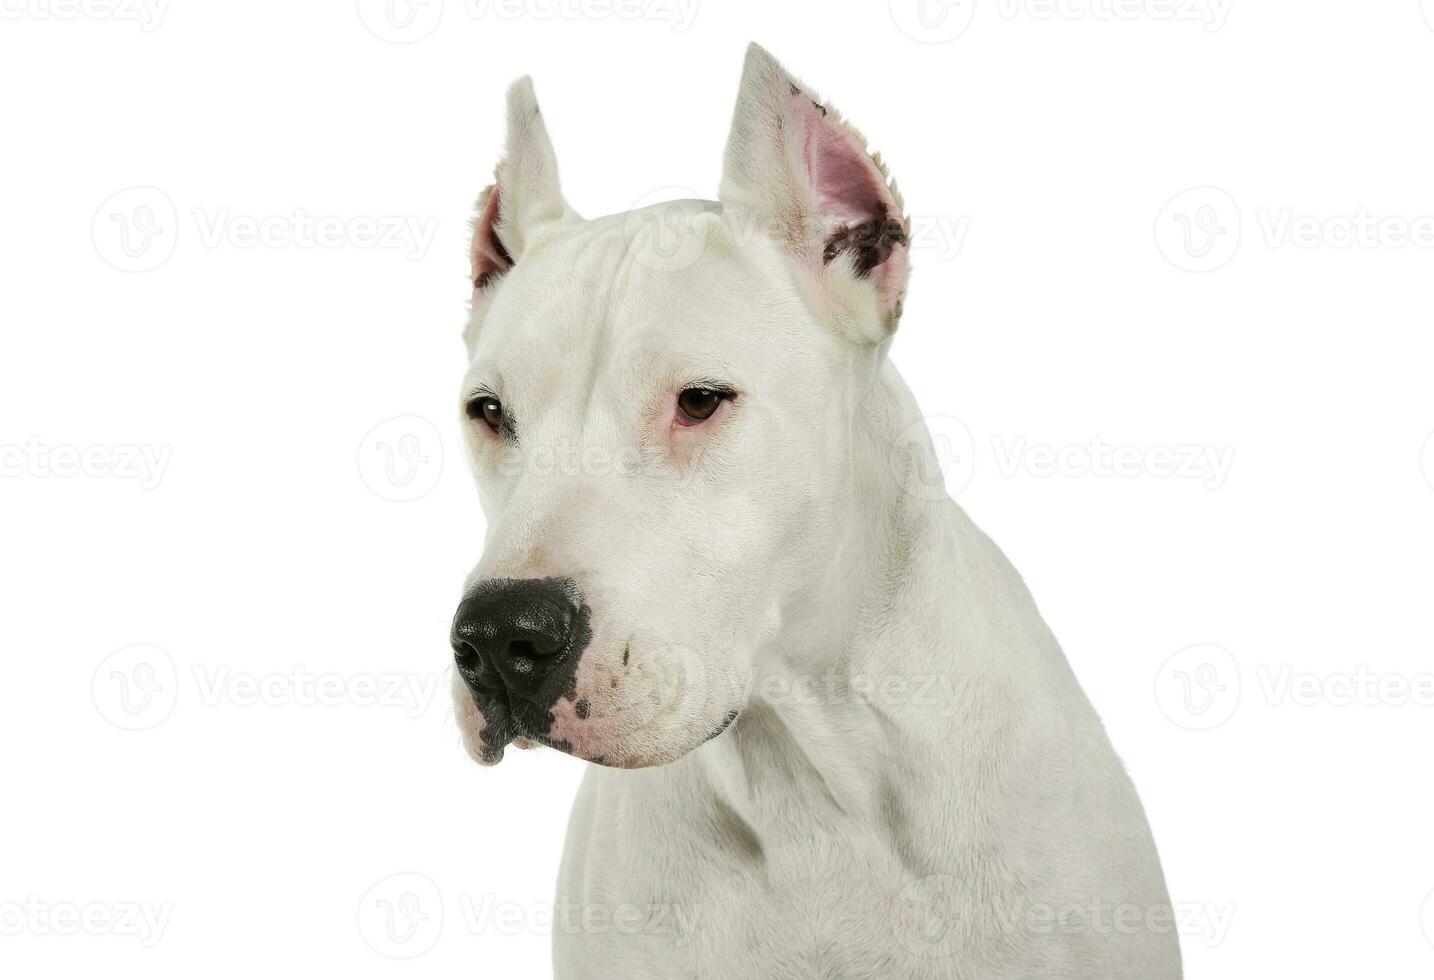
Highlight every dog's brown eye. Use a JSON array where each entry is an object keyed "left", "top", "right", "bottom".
[
  {"left": 468, "top": 396, "right": 503, "bottom": 433},
  {"left": 676, "top": 387, "right": 728, "bottom": 425}
]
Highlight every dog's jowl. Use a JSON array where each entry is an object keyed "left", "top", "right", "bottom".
[{"left": 448, "top": 44, "right": 1181, "bottom": 980}]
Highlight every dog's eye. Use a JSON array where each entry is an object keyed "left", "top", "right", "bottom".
[
  {"left": 675, "top": 387, "right": 730, "bottom": 426},
  {"left": 467, "top": 396, "right": 504, "bottom": 433}
]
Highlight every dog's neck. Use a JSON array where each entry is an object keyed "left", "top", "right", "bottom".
[{"left": 676, "top": 359, "right": 966, "bottom": 839}]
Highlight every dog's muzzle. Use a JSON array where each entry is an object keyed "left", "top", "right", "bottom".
[{"left": 451, "top": 577, "right": 590, "bottom": 750}]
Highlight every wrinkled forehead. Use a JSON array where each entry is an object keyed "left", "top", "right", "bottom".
[{"left": 463, "top": 202, "right": 814, "bottom": 400}]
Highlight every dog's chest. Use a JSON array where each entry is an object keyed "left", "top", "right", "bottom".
[{"left": 553, "top": 794, "right": 959, "bottom": 979}]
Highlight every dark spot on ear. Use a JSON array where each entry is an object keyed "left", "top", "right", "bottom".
[
  {"left": 823, "top": 203, "right": 908, "bottom": 277},
  {"left": 622, "top": 644, "right": 630, "bottom": 667},
  {"left": 811, "top": 99, "right": 827, "bottom": 116},
  {"left": 575, "top": 698, "right": 590, "bottom": 720},
  {"left": 788, "top": 80, "right": 801, "bottom": 96}
]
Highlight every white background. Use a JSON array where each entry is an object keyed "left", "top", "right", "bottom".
[{"left": 3, "top": 0, "right": 1433, "bottom": 976}]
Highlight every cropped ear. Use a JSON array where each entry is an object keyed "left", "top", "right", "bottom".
[
  {"left": 470, "top": 77, "right": 570, "bottom": 292},
  {"left": 719, "top": 44, "right": 910, "bottom": 339}
]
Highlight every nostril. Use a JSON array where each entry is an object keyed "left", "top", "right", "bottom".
[
  {"left": 453, "top": 641, "right": 481, "bottom": 671},
  {"left": 509, "top": 640, "right": 536, "bottom": 660}
]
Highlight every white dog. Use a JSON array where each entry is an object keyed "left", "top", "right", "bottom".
[{"left": 450, "top": 44, "right": 1180, "bottom": 979}]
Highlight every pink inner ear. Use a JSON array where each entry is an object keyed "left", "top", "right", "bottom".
[
  {"left": 796, "top": 97, "right": 909, "bottom": 314},
  {"left": 803, "top": 111, "right": 890, "bottom": 229},
  {"left": 470, "top": 185, "right": 513, "bottom": 290}
]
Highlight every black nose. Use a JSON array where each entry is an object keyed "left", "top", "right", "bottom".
[{"left": 451, "top": 578, "right": 585, "bottom": 703}]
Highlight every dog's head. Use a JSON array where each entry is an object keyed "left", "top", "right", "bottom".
[{"left": 451, "top": 44, "right": 911, "bottom": 768}]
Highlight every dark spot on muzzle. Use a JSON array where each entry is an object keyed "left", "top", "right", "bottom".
[{"left": 451, "top": 577, "right": 591, "bottom": 755}]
